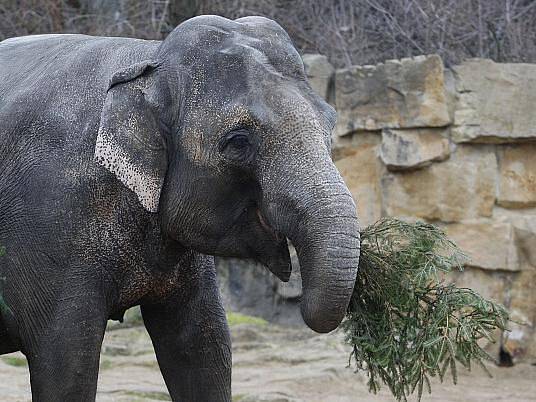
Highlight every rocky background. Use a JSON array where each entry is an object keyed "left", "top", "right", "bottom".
[{"left": 218, "top": 53, "right": 536, "bottom": 365}]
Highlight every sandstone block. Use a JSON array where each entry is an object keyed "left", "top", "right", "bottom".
[
  {"left": 335, "top": 55, "right": 450, "bottom": 137},
  {"left": 332, "top": 130, "right": 381, "bottom": 161},
  {"left": 382, "top": 146, "right": 497, "bottom": 222},
  {"left": 379, "top": 128, "right": 450, "bottom": 170},
  {"left": 497, "top": 144, "right": 536, "bottom": 208},
  {"left": 504, "top": 269, "right": 536, "bottom": 363},
  {"left": 513, "top": 225, "right": 536, "bottom": 268},
  {"left": 448, "top": 267, "right": 509, "bottom": 354},
  {"left": 448, "top": 267, "right": 509, "bottom": 304},
  {"left": 445, "top": 221, "right": 520, "bottom": 271},
  {"left": 494, "top": 209, "right": 536, "bottom": 268},
  {"left": 302, "top": 54, "right": 334, "bottom": 102},
  {"left": 335, "top": 144, "right": 383, "bottom": 227},
  {"left": 460, "top": 208, "right": 536, "bottom": 361},
  {"left": 451, "top": 59, "right": 536, "bottom": 143}
]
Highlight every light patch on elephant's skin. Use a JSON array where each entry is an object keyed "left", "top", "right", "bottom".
[
  {"left": 220, "top": 105, "right": 259, "bottom": 132},
  {"left": 94, "top": 129, "right": 162, "bottom": 213}
]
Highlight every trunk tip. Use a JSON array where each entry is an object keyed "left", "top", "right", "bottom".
[{"left": 300, "top": 302, "right": 344, "bottom": 333}]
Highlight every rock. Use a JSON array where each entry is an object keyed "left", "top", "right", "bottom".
[
  {"left": 334, "top": 55, "right": 450, "bottom": 137},
  {"left": 451, "top": 58, "right": 536, "bottom": 143},
  {"left": 216, "top": 258, "right": 302, "bottom": 326},
  {"left": 106, "top": 306, "right": 143, "bottom": 330},
  {"left": 494, "top": 209, "right": 536, "bottom": 268},
  {"left": 216, "top": 258, "right": 275, "bottom": 314},
  {"left": 335, "top": 144, "right": 383, "bottom": 227},
  {"left": 382, "top": 145, "right": 497, "bottom": 222},
  {"left": 302, "top": 54, "right": 334, "bottom": 102},
  {"left": 504, "top": 269, "right": 536, "bottom": 363},
  {"left": 497, "top": 144, "right": 536, "bottom": 208},
  {"left": 466, "top": 208, "right": 536, "bottom": 362},
  {"left": 445, "top": 221, "right": 520, "bottom": 271},
  {"left": 447, "top": 267, "right": 511, "bottom": 352},
  {"left": 331, "top": 130, "right": 381, "bottom": 161},
  {"left": 449, "top": 267, "right": 509, "bottom": 304},
  {"left": 512, "top": 222, "right": 536, "bottom": 268},
  {"left": 443, "top": 68, "right": 457, "bottom": 118},
  {"left": 505, "top": 329, "right": 536, "bottom": 366},
  {"left": 379, "top": 128, "right": 450, "bottom": 170},
  {"left": 448, "top": 264, "right": 536, "bottom": 363}
]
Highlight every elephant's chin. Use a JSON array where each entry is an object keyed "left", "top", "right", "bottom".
[
  {"left": 260, "top": 237, "right": 292, "bottom": 282},
  {"left": 251, "top": 209, "right": 292, "bottom": 282}
]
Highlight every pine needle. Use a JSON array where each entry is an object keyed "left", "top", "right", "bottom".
[{"left": 342, "top": 218, "right": 510, "bottom": 401}]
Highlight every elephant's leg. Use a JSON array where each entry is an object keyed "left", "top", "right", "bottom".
[
  {"left": 0, "top": 324, "right": 19, "bottom": 355},
  {"left": 142, "top": 255, "right": 231, "bottom": 402},
  {"left": 0, "top": 295, "right": 22, "bottom": 355},
  {"left": 26, "top": 294, "right": 107, "bottom": 402},
  {"left": 0, "top": 318, "right": 19, "bottom": 355}
]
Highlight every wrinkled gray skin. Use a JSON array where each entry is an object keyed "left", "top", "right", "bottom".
[{"left": 0, "top": 15, "right": 360, "bottom": 401}]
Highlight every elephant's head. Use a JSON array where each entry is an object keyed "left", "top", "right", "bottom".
[{"left": 95, "top": 15, "right": 360, "bottom": 333}]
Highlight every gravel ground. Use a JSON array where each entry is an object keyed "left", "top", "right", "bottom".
[{"left": 1, "top": 323, "right": 535, "bottom": 402}]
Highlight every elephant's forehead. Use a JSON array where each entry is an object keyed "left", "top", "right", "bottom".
[
  {"left": 221, "top": 29, "right": 304, "bottom": 76},
  {"left": 172, "top": 15, "right": 303, "bottom": 71},
  {"left": 186, "top": 41, "right": 304, "bottom": 93},
  {"left": 218, "top": 42, "right": 286, "bottom": 80},
  {"left": 176, "top": 30, "right": 303, "bottom": 85},
  {"left": 187, "top": 82, "right": 318, "bottom": 126},
  {"left": 185, "top": 55, "right": 310, "bottom": 121}
]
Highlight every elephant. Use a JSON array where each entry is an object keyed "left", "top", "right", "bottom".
[{"left": 0, "top": 15, "right": 360, "bottom": 401}]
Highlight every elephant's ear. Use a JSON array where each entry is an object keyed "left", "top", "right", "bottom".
[{"left": 95, "top": 61, "right": 167, "bottom": 213}]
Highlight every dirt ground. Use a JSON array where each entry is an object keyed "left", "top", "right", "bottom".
[{"left": 1, "top": 322, "right": 535, "bottom": 402}]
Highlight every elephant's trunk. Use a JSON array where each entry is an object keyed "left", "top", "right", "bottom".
[
  {"left": 262, "top": 153, "right": 360, "bottom": 333},
  {"left": 294, "top": 196, "right": 360, "bottom": 333}
]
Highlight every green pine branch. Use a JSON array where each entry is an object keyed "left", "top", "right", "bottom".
[{"left": 343, "top": 218, "right": 509, "bottom": 402}]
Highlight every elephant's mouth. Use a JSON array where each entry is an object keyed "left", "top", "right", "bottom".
[
  {"left": 256, "top": 209, "right": 283, "bottom": 242},
  {"left": 254, "top": 208, "right": 292, "bottom": 282}
]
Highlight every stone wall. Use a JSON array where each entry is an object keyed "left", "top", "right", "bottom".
[
  {"left": 218, "top": 54, "right": 536, "bottom": 364},
  {"left": 321, "top": 54, "right": 536, "bottom": 364}
]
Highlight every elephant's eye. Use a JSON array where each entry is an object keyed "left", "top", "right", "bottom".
[
  {"left": 228, "top": 133, "right": 250, "bottom": 148},
  {"left": 220, "top": 128, "right": 254, "bottom": 163}
]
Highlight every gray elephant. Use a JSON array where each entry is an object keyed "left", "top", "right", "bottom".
[{"left": 0, "top": 15, "right": 360, "bottom": 401}]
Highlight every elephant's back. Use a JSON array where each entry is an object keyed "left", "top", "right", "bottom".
[
  {"left": 0, "top": 34, "right": 160, "bottom": 235},
  {"left": 0, "top": 34, "right": 160, "bottom": 87},
  {"left": 0, "top": 33, "right": 160, "bottom": 168},
  {"left": 0, "top": 34, "right": 160, "bottom": 120}
]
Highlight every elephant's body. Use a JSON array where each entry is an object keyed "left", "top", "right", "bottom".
[
  {"left": 0, "top": 35, "right": 231, "bottom": 400},
  {"left": 0, "top": 35, "right": 163, "bottom": 326},
  {"left": 0, "top": 15, "right": 360, "bottom": 402}
]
